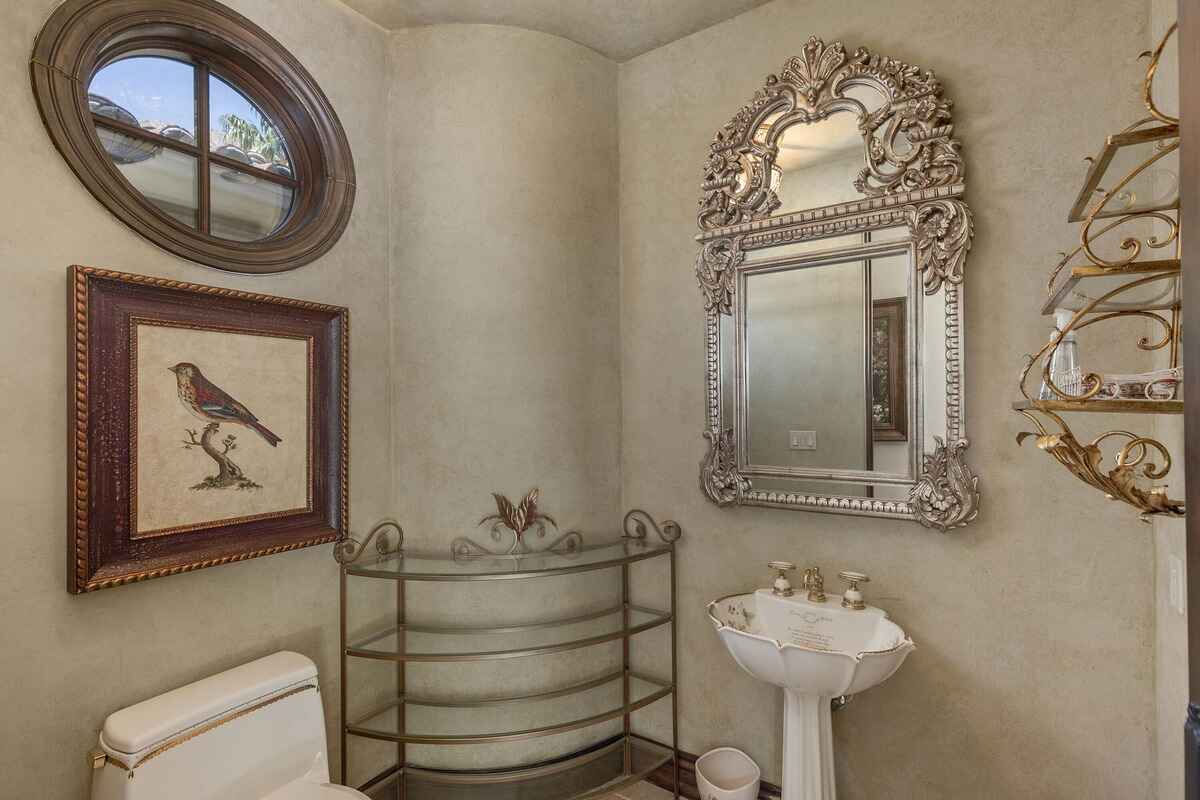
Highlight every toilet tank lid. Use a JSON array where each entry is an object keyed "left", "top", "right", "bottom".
[{"left": 100, "top": 651, "right": 319, "bottom": 759}]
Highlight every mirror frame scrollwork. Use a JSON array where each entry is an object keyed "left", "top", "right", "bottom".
[{"left": 696, "top": 37, "right": 979, "bottom": 530}]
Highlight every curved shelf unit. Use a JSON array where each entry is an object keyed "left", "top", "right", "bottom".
[
  {"left": 346, "top": 605, "right": 672, "bottom": 662},
  {"left": 362, "top": 737, "right": 673, "bottom": 800},
  {"left": 348, "top": 673, "right": 673, "bottom": 745},
  {"left": 345, "top": 539, "right": 674, "bottom": 581},
  {"left": 337, "top": 514, "right": 683, "bottom": 800}
]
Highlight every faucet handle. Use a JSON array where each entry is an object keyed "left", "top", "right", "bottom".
[
  {"left": 838, "top": 570, "right": 870, "bottom": 610},
  {"left": 768, "top": 561, "right": 796, "bottom": 597}
]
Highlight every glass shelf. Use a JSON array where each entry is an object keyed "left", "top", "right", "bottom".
[
  {"left": 1041, "top": 258, "right": 1180, "bottom": 316},
  {"left": 361, "top": 737, "right": 673, "bottom": 800},
  {"left": 345, "top": 540, "right": 673, "bottom": 582},
  {"left": 347, "top": 605, "right": 672, "bottom": 662},
  {"left": 1013, "top": 399, "right": 1182, "bottom": 414},
  {"left": 339, "top": 511, "right": 683, "bottom": 793},
  {"left": 347, "top": 673, "right": 673, "bottom": 745},
  {"left": 1068, "top": 122, "right": 1179, "bottom": 222}
]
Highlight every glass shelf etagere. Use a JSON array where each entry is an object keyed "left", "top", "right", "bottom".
[
  {"left": 334, "top": 511, "right": 683, "bottom": 800},
  {"left": 1013, "top": 22, "right": 1184, "bottom": 519}
]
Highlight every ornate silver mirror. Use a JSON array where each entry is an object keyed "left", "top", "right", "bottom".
[{"left": 696, "top": 37, "right": 979, "bottom": 530}]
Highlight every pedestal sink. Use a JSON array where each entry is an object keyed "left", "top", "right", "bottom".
[{"left": 707, "top": 587, "right": 914, "bottom": 800}]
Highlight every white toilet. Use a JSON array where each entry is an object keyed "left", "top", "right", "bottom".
[{"left": 91, "top": 651, "right": 370, "bottom": 800}]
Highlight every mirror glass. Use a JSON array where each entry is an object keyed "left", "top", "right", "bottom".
[
  {"left": 770, "top": 111, "right": 864, "bottom": 213},
  {"left": 741, "top": 243, "right": 916, "bottom": 487}
]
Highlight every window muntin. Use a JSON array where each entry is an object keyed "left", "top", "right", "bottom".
[{"left": 87, "top": 53, "right": 299, "bottom": 241}]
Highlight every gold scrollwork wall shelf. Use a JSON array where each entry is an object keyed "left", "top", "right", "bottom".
[{"left": 1014, "top": 24, "right": 1184, "bottom": 519}]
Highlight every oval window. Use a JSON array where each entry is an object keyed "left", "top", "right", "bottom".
[{"left": 32, "top": 0, "right": 355, "bottom": 273}]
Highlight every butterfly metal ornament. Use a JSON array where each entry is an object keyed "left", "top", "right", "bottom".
[{"left": 452, "top": 488, "right": 583, "bottom": 559}]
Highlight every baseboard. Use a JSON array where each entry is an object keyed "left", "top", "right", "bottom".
[{"left": 646, "top": 749, "right": 781, "bottom": 799}]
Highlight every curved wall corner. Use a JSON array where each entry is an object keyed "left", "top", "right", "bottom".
[{"left": 384, "top": 24, "right": 623, "bottom": 773}]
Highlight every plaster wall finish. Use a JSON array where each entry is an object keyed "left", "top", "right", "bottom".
[
  {"left": 0, "top": 2, "right": 392, "bottom": 796},
  {"left": 339, "top": 0, "right": 774, "bottom": 61},
  {"left": 0, "top": 1, "right": 1173, "bottom": 797},
  {"left": 386, "top": 22, "right": 621, "bottom": 562},
  {"left": 382, "top": 22, "right": 624, "bottom": 775},
  {"left": 1148, "top": 2, "right": 1185, "bottom": 798},
  {"left": 618, "top": 1, "right": 1158, "bottom": 797}
]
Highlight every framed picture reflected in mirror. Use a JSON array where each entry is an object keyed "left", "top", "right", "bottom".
[{"left": 871, "top": 297, "right": 907, "bottom": 442}]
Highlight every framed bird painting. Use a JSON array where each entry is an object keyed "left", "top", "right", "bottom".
[{"left": 67, "top": 266, "right": 348, "bottom": 593}]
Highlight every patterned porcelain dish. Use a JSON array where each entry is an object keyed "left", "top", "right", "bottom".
[{"left": 706, "top": 589, "right": 914, "bottom": 697}]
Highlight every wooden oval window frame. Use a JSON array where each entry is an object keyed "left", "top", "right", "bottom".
[{"left": 31, "top": 0, "right": 355, "bottom": 274}]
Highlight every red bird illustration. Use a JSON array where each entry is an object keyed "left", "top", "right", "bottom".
[{"left": 168, "top": 362, "right": 282, "bottom": 447}]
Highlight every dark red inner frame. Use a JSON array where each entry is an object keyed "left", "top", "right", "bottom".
[{"left": 72, "top": 269, "right": 346, "bottom": 591}]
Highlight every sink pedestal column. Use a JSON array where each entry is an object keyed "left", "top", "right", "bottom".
[{"left": 781, "top": 690, "right": 836, "bottom": 800}]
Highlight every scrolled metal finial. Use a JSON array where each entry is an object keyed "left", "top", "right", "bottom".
[
  {"left": 333, "top": 519, "right": 404, "bottom": 565},
  {"left": 622, "top": 509, "right": 682, "bottom": 544}
]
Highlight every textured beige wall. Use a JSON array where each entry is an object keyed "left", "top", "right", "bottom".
[
  {"left": 0, "top": 0, "right": 1173, "bottom": 796},
  {"left": 387, "top": 24, "right": 621, "bottom": 549},
  {"left": 380, "top": 21, "right": 624, "bottom": 778},
  {"left": 618, "top": 1, "right": 1157, "bottom": 797},
  {"left": 1155, "top": 413, "right": 1186, "bottom": 800},
  {"left": 1149, "top": 1, "right": 1185, "bottom": 798},
  {"left": 0, "top": 2, "right": 391, "bottom": 797}
]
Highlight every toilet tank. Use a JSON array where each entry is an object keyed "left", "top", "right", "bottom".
[{"left": 92, "top": 652, "right": 330, "bottom": 800}]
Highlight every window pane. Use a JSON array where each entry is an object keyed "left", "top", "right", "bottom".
[
  {"left": 95, "top": 126, "right": 198, "bottom": 228},
  {"left": 88, "top": 56, "right": 196, "bottom": 144},
  {"left": 209, "top": 74, "right": 293, "bottom": 179},
  {"left": 210, "top": 165, "right": 294, "bottom": 241}
]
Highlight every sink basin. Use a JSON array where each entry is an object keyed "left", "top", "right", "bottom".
[{"left": 707, "top": 589, "right": 914, "bottom": 800}]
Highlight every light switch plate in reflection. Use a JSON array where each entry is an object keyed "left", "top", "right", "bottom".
[{"left": 789, "top": 430, "right": 817, "bottom": 450}]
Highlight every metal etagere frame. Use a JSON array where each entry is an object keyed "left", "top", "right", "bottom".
[
  {"left": 1014, "top": 23, "right": 1185, "bottom": 519},
  {"left": 334, "top": 510, "right": 683, "bottom": 800}
]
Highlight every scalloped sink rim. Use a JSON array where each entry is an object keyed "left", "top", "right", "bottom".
[{"left": 706, "top": 589, "right": 915, "bottom": 697}]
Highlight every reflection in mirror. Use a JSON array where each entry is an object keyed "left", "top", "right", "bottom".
[
  {"left": 922, "top": 284, "right": 949, "bottom": 453},
  {"left": 743, "top": 247, "right": 913, "bottom": 479},
  {"left": 772, "top": 112, "right": 863, "bottom": 213},
  {"left": 720, "top": 314, "right": 735, "bottom": 430},
  {"left": 754, "top": 478, "right": 909, "bottom": 500},
  {"left": 745, "top": 258, "right": 866, "bottom": 471}
]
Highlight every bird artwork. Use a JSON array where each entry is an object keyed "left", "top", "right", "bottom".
[{"left": 169, "top": 362, "right": 280, "bottom": 491}]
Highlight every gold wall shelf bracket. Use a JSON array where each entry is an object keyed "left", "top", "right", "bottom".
[{"left": 1013, "top": 22, "right": 1184, "bottom": 520}]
